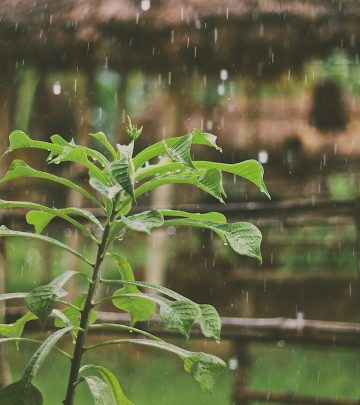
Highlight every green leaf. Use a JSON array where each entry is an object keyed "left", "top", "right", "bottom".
[
  {"left": 90, "top": 132, "right": 117, "bottom": 160},
  {"left": 164, "top": 219, "right": 262, "bottom": 262},
  {"left": 90, "top": 178, "right": 121, "bottom": 199},
  {"left": 88, "top": 339, "right": 225, "bottom": 393},
  {"left": 0, "top": 312, "right": 37, "bottom": 339},
  {"left": 26, "top": 211, "right": 55, "bottom": 234},
  {"left": 0, "top": 160, "right": 101, "bottom": 207},
  {"left": 111, "top": 255, "right": 155, "bottom": 324},
  {"left": 158, "top": 297, "right": 199, "bottom": 339},
  {"left": 0, "top": 225, "right": 93, "bottom": 266},
  {"left": 84, "top": 376, "right": 116, "bottom": 405},
  {"left": 0, "top": 381, "right": 43, "bottom": 405},
  {"left": 195, "top": 159, "right": 270, "bottom": 199},
  {"left": 163, "top": 134, "right": 195, "bottom": 169},
  {"left": 25, "top": 271, "right": 78, "bottom": 326},
  {"left": 110, "top": 144, "right": 136, "bottom": 200},
  {"left": 81, "top": 365, "right": 134, "bottom": 405},
  {"left": 122, "top": 210, "right": 164, "bottom": 235},
  {"left": 133, "top": 129, "right": 222, "bottom": 168},
  {"left": 197, "top": 168, "right": 226, "bottom": 203},
  {"left": 54, "top": 293, "right": 97, "bottom": 328},
  {"left": 160, "top": 209, "right": 226, "bottom": 223},
  {"left": 198, "top": 304, "right": 221, "bottom": 342},
  {"left": 21, "top": 327, "right": 72, "bottom": 385}
]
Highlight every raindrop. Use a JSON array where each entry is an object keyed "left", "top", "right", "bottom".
[
  {"left": 141, "top": 0, "right": 151, "bottom": 11},
  {"left": 228, "top": 357, "right": 238, "bottom": 370},
  {"left": 220, "top": 69, "right": 228, "bottom": 81},
  {"left": 258, "top": 150, "right": 269, "bottom": 164},
  {"left": 52, "top": 81, "right": 61, "bottom": 95},
  {"left": 214, "top": 27, "right": 218, "bottom": 43},
  {"left": 217, "top": 83, "right": 225, "bottom": 96}
]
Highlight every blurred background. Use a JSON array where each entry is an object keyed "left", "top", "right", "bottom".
[{"left": 1, "top": 1, "right": 360, "bottom": 404}]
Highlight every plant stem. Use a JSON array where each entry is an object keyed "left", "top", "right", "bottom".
[{"left": 63, "top": 213, "right": 114, "bottom": 404}]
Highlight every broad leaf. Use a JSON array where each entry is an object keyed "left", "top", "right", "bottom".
[
  {"left": 163, "top": 134, "right": 195, "bottom": 169},
  {"left": 122, "top": 210, "right": 164, "bottom": 235},
  {"left": 133, "top": 129, "right": 222, "bottom": 168},
  {"left": 164, "top": 219, "right": 262, "bottom": 261},
  {"left": 26, "top": 271, "right": 78, "bottom": 326},
  {"left": 111, "top": 144, "right": 135, "bottom": 200},
  {"left": 54, "top": 293, "right": 97, "bottom": 328},
  {"left": 0, "top": 225, "right": 92, "bottom": 265},
  {"left": 197, "top": 168, "right": 226, "bottom": 203},
  {"left": 198, "top": 304, "right": 221, "bottom": 342},
  {"left": 0, "top": 381, "right": 43, "bottom": 405},
  {"left": 0, "top": 312, "right": 37, "bottom": 339},
  {"left": 84, "top": 376, "right": 116, "bottom": 405},
  {"left": 112, "top": 255, "right": 155, "bottom": 324},
  {"left": 0, "top": 160, "right": 101, "bottom": 207},
  {"left": 81, "top": 365, "right": 134, "bottom": 405},
  {"left": 90, "top": 178, "right": 121, "bottom": 199},
  {"left": 90, "top": 132, "right": 117, "bottom": 160}
]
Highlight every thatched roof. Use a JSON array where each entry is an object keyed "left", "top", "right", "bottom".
[{"left": 1, "top": 0, "right": 360, "bottom": 77}]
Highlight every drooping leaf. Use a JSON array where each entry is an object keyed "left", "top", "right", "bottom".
[
  {"left": 198, "top": 304, "right": 221, "bottom": 342},
  {"left": 158, "top": 297, "right": 200, "bottom": 339},
  {"left": 111, "top": 144, "right": 136, "bottom": 200},
  {"left": 0, "top": 225, "right": 92, "bottom": 265},
  {"left": 133, "top": 129, "right": 222, "bottom": 168},
  {"left": 164, "top": 219, "right": 262, "bottom": 261},
  {"left": 0, "top": 160, "right": 101, "bottom": 207},
  {"left": 25, "top": 271, "right": 78, "bottom": 326},
  {"left": 81, "top": 365, "right": 134, "bottom": 405},
  {"left": 26, "top": 211, "right": 55, "bottom": 234},
  {"left": 0, "top": 381, "right": 43, "bottom": 405},
  {"left": 0, "top": 312, "right": 37, "bottom": 339},
  {"left": 163, "top": 134, "right": 195, "bottom": 169},
  {"left": 84, "top": 376, "right": 116, "bottom": 405},
  {"left": 54, "top": 293, "right": 97, "bottom": 329},
  {"left": 89, "top": 178, "right": 121, "bottom": 199},
  {"left": 196, "top": 168, "right": 226, "bottom": 203},
  {"left": 88, "top": 339, "right": 226, "bottom": 393},
  {"left": 122, "top": 210, "right": 164, "bottom": 235},
  {"left": 111, "top": 255, "right": 155, "bottom": 324},
  {"left": 90, "top": 132, "right": 117, "bottom": 160}
]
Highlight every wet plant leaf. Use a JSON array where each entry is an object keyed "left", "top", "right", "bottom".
[{"left": 122, "top": 210, "right": 164, "bottom": 235}]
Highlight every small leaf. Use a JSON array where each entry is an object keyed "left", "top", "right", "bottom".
[
  {"left": 126, "top": 116, "right": 143, "bottom": 142},
  {"left": 81, "top": 365, "right": 134, "bottom": 405},
  {"left": 0, "top": 312, "right": 37, "bottom": 339},
  {"left": 0, "top": 381, "right": 43, "bottom": 405},
  {"left": 90, "top": 178, "right": 121, "bottom": 199},
  {"left": 164, "top": 134, "right": 195, "bottom": 169},
  {"left": 26, "top": 271, "right": 78, "bottom": 326},
  {"left": 160, "top": 209, "right": 226, "bottom": 223},
  {"left": 122, "top": 210, "right": 164, "bottom": 235},
  {"left": 158, "top": 298, "right": 199, "bottom": 339},
  {"left": 111, "top": 255, "right": 155, "bottom": 324},
  {"left": 198, "top": 304, "right": 221, "bottom": 342},
  {"left": 84, "top": 376, "right": 116, "bottom": 405},
  {"left": 26, "top": 211, "right": 55, "bottom": 234},
  {"left": 90, "top": 132, "right": 117, "bottom": 160},
  {"left": 191, "top": 129, "right": 222, "bottom": 152},
  {"left": 54, "top": 293, "right": 97, "bottom": 329},
  {"left": 111, "top": 144, "right": 136, "bottom": 200}
]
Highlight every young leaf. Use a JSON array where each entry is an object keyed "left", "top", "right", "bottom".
[
  {"left": 54, "top": 293, "right": 97, "bottom": 329},
  {"left": 25, "top": 271, "right": 78, "bottom": 326},
  {"left": 90, "top": 132, "right": 117, "bottom": 160},
  {"left": 122, "top": 210, "right": 164, "bottom": 235},
  {"left": 111, "top": 255, "right": 155, "bottom": 324},
  {"left": 126, "top": 116, "right": 143, "bottom": 142},
  {"left": 0, "top": 225, "right": 93, "bottom": 265},
  {"left": 0, "top": 160, "right": 101, "bottom": 207},
  {"left": 26, "top": 211, "right": 55, "bottom": 234},
  {"left": 0, "top": 381, "right": 43, "bottom": 405},
  {"left": 80, "top": 365, "right": 134, "bottom": 405},
  {"left": 110, "top": 144, "right": 136, "bottom": 200},
  {"left": 84, "top": 376, "right": 116, "bottom": 405},
  {"left": 0, "top": 312, "right": 37, "bottom": 339},
  {"left": 198, "top": 304, "right": 221, "bottom": 342},
  {"left": 163, "top": 134, "right": 195, "bottom": 169},
  {"left": 90, "top": 178, "right": 121, "bottom": 200}
]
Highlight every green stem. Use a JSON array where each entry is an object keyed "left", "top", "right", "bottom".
[
  {"left": 89, "top": 323, "right": 162, "bottom": 341},
  {"left": 63, "top": 197, "right": 119, "bottom": 405}
]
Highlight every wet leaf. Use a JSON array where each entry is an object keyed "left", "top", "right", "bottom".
[
  {"left": 122, "top": 210, "right": 164, "bottom": 235},
  {"left": 111, "top": 144, "right": 135, "bottom": 200},
  {"left": 198, "top": 304, "right": 221, "bottom": 342},
  {"left": 0, "top": 381, "right": 43, "bottom": 405},
  {"left": 84, "top": 376, "right": 116, "bottom": 405},
  {"left": 163, "top": 134, "right": 195, "bottom": 169}
]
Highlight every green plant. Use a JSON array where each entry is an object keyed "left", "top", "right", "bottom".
[{"left": 0, "top": 121, "right": 269, "bottom": 405}]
